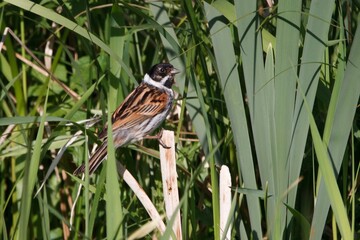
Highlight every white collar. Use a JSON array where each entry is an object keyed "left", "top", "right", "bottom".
[{"left": 143, "top": 73, "right": 170, "bottom": 90}]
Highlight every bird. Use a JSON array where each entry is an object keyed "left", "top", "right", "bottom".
[{"left": 73, "top": 63, "right": 180, "bottom": 175}]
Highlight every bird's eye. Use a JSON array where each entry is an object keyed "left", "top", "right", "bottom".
[{"left": 159, "top": 68, "right": 165, "bottom": 73}]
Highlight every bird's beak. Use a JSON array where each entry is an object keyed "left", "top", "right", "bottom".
[
  {"left": 169, "top": 68, "right": 180, "bottom": 85},
  {"left": 171, "top": 68, "right": 180, "bottom": 75}
]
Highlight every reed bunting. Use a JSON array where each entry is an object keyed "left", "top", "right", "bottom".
[{"left": 73, "top": 63, "right": 180, "bottom": 175}]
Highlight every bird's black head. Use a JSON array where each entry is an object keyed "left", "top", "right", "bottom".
[{"left": 147, "top": 63, "right": 180, "bottom": 88}]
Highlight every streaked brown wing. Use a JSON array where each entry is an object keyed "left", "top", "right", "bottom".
[{"left": 98, "top": 83, "right": 169, "bottom": 139}]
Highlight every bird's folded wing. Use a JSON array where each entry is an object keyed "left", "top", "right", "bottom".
[{"left": 98, "top": 85, "right": 169, "bottom": 139}]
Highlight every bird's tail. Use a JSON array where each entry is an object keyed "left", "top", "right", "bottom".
[{"left": 73, "top": 142, "right": 108, "bottom": 175}]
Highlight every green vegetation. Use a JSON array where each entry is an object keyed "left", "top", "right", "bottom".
[{"left": 1, "top": 0, "right": 359, "bottom": 239}]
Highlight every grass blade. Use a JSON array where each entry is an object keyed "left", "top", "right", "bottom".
[
  {"left": 310, "top": 15, "right": 360, "bottom": 239},
  {"left": 297, "top": 81, "right": 352, "bottom": 240},
  {"left": 205, "top": 2, "right": 263, "bottom": 238},
  {"left": 287, "top": 0, "right": 335, "bottom": 213},
  {"left": 272, "top": 2, "right": 302, "bottom": 233},
  {"left": 18, "top": 86, "right": 50, "bottom": 239},
  {"left": 104, "top": 6, "right": 125, "bottom": 238}
]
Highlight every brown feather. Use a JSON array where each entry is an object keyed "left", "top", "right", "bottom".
[{"left": 98, "top": 83, "right": 170, "bottom": 139}]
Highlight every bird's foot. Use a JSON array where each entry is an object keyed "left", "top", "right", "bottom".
[{"left": 144, "top": 129, "right": 170, "bottom": 149}]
